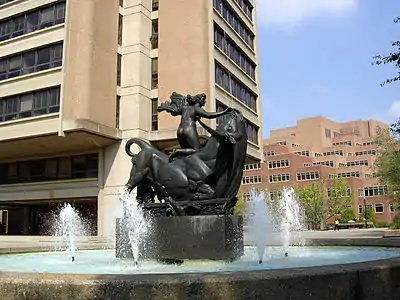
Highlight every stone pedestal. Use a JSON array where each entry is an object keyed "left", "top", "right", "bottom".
[{"left": 116, "top": 215, "right": 244, "bottom": 261}]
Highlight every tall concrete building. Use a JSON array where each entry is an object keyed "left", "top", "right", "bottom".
[
  {"left": 242, "top": 116, "right": 397, "bottom": 224},
  {"left": 0, "top": 0, "right": 262, "bottom": 236}
]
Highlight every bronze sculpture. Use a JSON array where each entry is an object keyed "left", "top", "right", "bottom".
[{"left": 124, "top": 92, "right": 247, "bottom": 216}]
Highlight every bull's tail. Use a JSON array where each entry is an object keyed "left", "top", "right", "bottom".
[{"left": 125, "top": 138, "right": 152, "bottom": 157}]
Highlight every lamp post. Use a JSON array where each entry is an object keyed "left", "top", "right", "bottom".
[{"left": 363, "top": 189, "right": 368, "bottom": 229}]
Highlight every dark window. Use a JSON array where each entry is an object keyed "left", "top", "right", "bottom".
[
  {"left": 119, "top": 0, "right": 123, "bottom": 7},
  {"left": 0, "top": 86, "right": 60, "bottom": 123},
  {"left": 152, "top": 0, "right": 159, "bottom": 11},
  {"left": 246, "top": 121, "right": 259, "bottom": 144},
  {"left": 116, "top": 95, "right": 120, "bottom": 128},
  {"left": 117, "top": 54, "right": 122, "bottom": 86},
  {"left": 151, "top": 98, "right": 158, "bottom": 131},
  {"left": 0, "top": 2, "right": 66, "bottom": 42},
  {"left": 118, "top": 14, "right": 123, "bottom": 46},
  {"left": 151, "top": 58, "right": 158, "bottom": 89},
  {"left": 151, "top": 19, "right": 158, "bottom": 49},
  {"left": 0, "top": 153, "right": 99, "bottom": 185},
  {"left": 0, "top": 43, "right": 63, "bottom": 82},
  {"left": 0, "top": 0, "right": 18, "bottom": 5},
  {"left": 214, "top": 0, "right": 254, "bottom": 49},
  {"left": 215, "top": 63, "right": 257, "bottom": 111}
]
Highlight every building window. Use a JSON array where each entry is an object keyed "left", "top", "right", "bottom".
[
  {"left": 312, "top": 161, "right": 334, "bottom": 167},
  {"left": 116, "top": 95, "right": 120, "bottom": 128},
  {"left": 242, "top": 175, "right": 262, "bottom": 184},
  {"left": 268, "top": 159, "right": 289, "bottom": 169},
  {"left": 215, "top": 63, "right": 257, "bottom": 111},
  {"left": 347, "top": 160, "right": 368, "bottom": 167},
  {"left": 242, "top": 192, "right": 251, "bottom": 201},
  {"left": 246, "top": 121, "right": 258, "bottom": 145},
  {"left": 358, "top": 205, "right": 363, "bottom": 214},
  {"left": 0, "top": 2, "right": 66, "bottom": 43},
  {"left": 374, "top": 204, "right": 384, "bottom": 213},
  {"left": 151, "top": 58, "right": 158, "bottom": 89},
  {"left": 214, "top": 24, "right": 256, "bottom": 80},
  {"left": 118, "top": 14, "right": 123, "bottom": 46},
  {"left": 323, "top": 150, "right": 344, "bottom": 156},
  {"left": 355, "top": 150, "right": 377, "bottom": 156},
  {"left": 269, "top": 191, "right": 282, "bottom": 201},
  {"left": 0, "top": 0, "right": 18, "bottom": 5},
  {"left": 151, "top": 98, "right": 158, "bottom": 131},
  {"left": 264, "top": 150, "right": 275, "bottom": 157},
  {"left": 0, "top": 153, "right": 99, "bottom": 185},
  {"left": 364, "top": 186, "right": 387, "bottom": 197},
  {"left": 327, "top": 186, "right": 351, "bottom": 197},
  {"left": 0, "top": 86, "right": 60, "bottom": 122},
  {"left": 244, "top": 163, "right": 261, "bottom": 170},
  {"left": 152, "top": 0, "right": 159, "bottom": 11},
  {"left": 232, "top": 0, "right": 253, "bottom": 21},
  {"left": 325, "top": 128, "right": 331, "bottom": 138},
  {"left": 119, "top": 0, "right": 123, "bottom": 7},
  {"left": 151, "top": 19, "right": 159, "bottom": 49},
  {"left": 390, "top": 204, "right": 395, "bottom": 212},
  {"left": 0, "top": 43, "right": 63, "bottom": 81},
  {"left": 329, "top": 171, "right": 360, "bottom": 179},
  {"left": 213, "top": 0, "right": 254, "bottom": 49},
  {"left": 117, "top": 54, "right": 122, "bottom": 86},
  {"left": 294, "top": 150, "right": 310, "bottom": 157},
  {"left": 269, "top": 174, "right": 290, "bottom": 183},
  {"left": 296, "top": 171, "right": 320, "bottom": 181}
]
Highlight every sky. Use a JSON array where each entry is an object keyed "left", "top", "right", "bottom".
[{"left": 256, "top": 0, "right": 400, "bottom": 137}]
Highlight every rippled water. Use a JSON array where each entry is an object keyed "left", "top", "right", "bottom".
[{"left": 1, "top": 246, "right": 400, "bottom": 275}]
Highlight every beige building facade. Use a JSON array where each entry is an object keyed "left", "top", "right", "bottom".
[
  {"left": 242, "top": 116, "right": 398, "bottom": 224},
  {"left": 0, "top": 0, "right": 262, "bottom": 236}
]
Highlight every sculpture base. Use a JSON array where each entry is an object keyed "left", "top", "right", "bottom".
[{"left": 116, "top": 215, "right": 244, "bottom": 262}]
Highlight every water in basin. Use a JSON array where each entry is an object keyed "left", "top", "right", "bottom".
[{"left": 1, "top": 246, "right": 400, "bottom": 275}]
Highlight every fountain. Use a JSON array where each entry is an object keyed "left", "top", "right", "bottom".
[
  {"left": 1, "top": 92, "right": 400, "bottom": 299},
  {"left": 117, "top": 189, "right": 150, "bottom": 265},
  {"left": 52, "top": 203, "right": 88, "bottom": 262}
]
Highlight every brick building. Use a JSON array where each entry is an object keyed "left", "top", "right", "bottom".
[{"left": 242, "top": 116, "right": 397, "bottom": 224}]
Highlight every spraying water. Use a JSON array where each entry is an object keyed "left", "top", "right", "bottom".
[
  {"left": 53, "top": 203, "right": 88, "bottom": 262},
  {"left": 118, "top": 189, "right": 149, "bottom": 265},
  {"left": 245, "top": 189, "right": 274, "bottom": 264},
  {"left": 279, "top": 187, "right": 306, "bottom": 255}
]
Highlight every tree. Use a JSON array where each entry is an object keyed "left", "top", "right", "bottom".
[
  {"left": 372, "top": 17, "right": 400, "bottom": 86},
  {"left": 373, "top": 127, "right": 400, "bottom": 205},
  {"left": 326, "top": 176, "right": 353, "bottom": 221},
  {"left": 339, "top": 208, "right": 356, "bottom": 223},
  {"left": 296, "top": 183, "right": 324, "bottom": 230},
  {"left": 234, "top": 185, "right": 247, "bottom": 215}
]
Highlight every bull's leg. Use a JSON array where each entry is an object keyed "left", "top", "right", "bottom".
[{"left": 125, "top": 166, "right": 150, "bottom": 194}]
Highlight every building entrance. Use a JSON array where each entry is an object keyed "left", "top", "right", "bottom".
[{"left": 0, "top": 198, "right": 98, "bottom": 236}]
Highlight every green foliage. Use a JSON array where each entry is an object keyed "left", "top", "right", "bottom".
[
  {"left": 358, "top": 206, "right": 376, "bottom": 223},
  {"left": 390, "top": 218, "right": 400, "bottom": 229},
  {"left": 234, "top": 186, "right": 247, "bottom": 215},
  {"left": 339, "top": 208, "right": 356, "bottom": 223},
  {"left": 375, "top": 222, "right": 391, "bottom": 228},
  {"left": 326, "top": 176, "right": 353, "bottom": 220},
  {"left": 372, "top": 17, "right": 400, "bottom": 86},
  {"left": 373, "top": 128, "right": 400, "bottom": 205},
  {"left": 295, "top": 183, "right": 324, "bottom": 229}
]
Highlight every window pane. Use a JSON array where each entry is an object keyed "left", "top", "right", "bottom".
[
  {"left": 58, "top": 157, "right": 71, "bottom": 179},
  {"left": 26, "top": 11, "right": 39, "bottom": 32},
  {"left": 20, "top": 94, "right": 33, "bottom": 112},
  {"left": 22, "top": 52, "right": 36, "bottom": 74},
  {"left": 45, "top": 158, "right": 58, "bottom": 180},
  {"left": 71, "top": 155, "right": 87, "bottom": 178},
  {"left": 39, "top": 7, "right": 55, "bottom": 28},
  {"left": 37, "top": 47, "right": 51, "bottom": 70}
]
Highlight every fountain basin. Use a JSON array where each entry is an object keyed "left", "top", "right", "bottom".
[
  {"left": 1, "top": 239, "right": 400, "bottom": 300},
  {"left": 116, "top": 215, "right": 244, "bottom": 261}
]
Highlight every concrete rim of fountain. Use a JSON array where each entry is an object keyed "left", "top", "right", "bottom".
[{"left": 0, "top": 238, "right": 399, "bottom": 300}]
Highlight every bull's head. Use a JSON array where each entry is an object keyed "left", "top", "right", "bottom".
[{"left": 217, "top": 109, "right": 245, "bottom": 145}]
